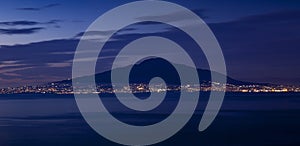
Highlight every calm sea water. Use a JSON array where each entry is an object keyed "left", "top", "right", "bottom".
[{"left": 0, "top": 92, "right": 299, "bottom": 146}]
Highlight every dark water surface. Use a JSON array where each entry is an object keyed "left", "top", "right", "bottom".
[{"left": 0, "top": 92, "right": 299, "bottom": 146}]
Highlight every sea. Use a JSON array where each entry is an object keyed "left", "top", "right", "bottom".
[{"left": 0, "top": 92, "right": 299, "bottom": 146}]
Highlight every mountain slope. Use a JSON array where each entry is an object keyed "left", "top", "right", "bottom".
[{"left": 57, "top": 58, "right": 266, "bottom": 86}]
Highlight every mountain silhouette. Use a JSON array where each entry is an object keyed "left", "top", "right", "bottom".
[{"left": 57, "top": 58, "right": 266, "bottom": 86}]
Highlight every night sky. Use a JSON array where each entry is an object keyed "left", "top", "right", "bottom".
[{"left": 0, "top": 0, "right": 299, "bottom": 87}]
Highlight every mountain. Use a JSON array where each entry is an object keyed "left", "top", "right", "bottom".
[{"left": 57, "top": 58, "right": 267, "bottom": 86}]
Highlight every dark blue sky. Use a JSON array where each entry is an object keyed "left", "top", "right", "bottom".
[{"left": 0, "top": 0, "right": 299, "bottom": 87}]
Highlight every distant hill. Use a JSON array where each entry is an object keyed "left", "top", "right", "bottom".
[{"left": 56, "top": 58, "right": 267, "bottom": 86}]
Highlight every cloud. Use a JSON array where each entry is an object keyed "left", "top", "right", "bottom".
[
  {"left": 45, "top": 19, "right": 62, "bottom": 25},
  {"left": 0, "top": 20, "right": 62, "bottom": 26},
  {"left": 230, "top": 10, "right": 300, "bottom": 24},
  {"left": 0, "top": 27, "right": 44, "bottom": 35},
  {"left": 46, "top": 62, "right": 72, "bottom": 68},
  {"left": 0, "top": 21, "right": 38, "bottom": 26},
  {"left": 43, "top": 3, "right": 60, "bottom": 9},
  {"left": 73, "top": 30, "right": 126, "bottom": 42},
  {"left": 0, "top": 39, "right": 78, "bottom": 87},
  {"left": 73, "top": 10, "right": 300, "bottom": 85},
  {"left": 0, "top": 39, "right": 79, "bottom": 66},
  {"left": 0, "top": 60, "right": 20, "bottom": 64},
  {"left": 16, "top": 8, "right": 40, "bottom": 11},
  {"left": 0, "top": 20, "right": 61, "bottom": 34},
  {"left": 137, "top": 9, "right": 207, "bottom": 23},
  {"left": 1, "top": 72, "right": 21, "bottom": 77},
  {"left": 50, "top": 51, "right": 74, "bottom": 55},
  {"left": 0, "top": 60, "right": 32, "bottom": 77},
  {"left": 74, "top": 30, "right": 115, "bottom": 38},
  {"left": 0, "top": 66, "right": 34, "bottom": 76},
  {"left": 207, "top": 10, "right": 300, "bottom": 84},
  {"left": 72, "top": 56, "right": 112, "bottom": 63},
  {"left": 0, "top": 10, "right": 300, "bottom": 87},
  {"left": 0, "top": 60, "right": 24, "bottom": 69},
  {"left": 74, "top": 28, "right": 137, "bottom": 38},
  {"left": 16, "top": 3, "right": 60, "bottom": 11},
  {"left": 0, "top": 63, "right": 24, "bottom": 68},
  {"left": 73, "top": 25, "right": 171, "bottom": 42}
]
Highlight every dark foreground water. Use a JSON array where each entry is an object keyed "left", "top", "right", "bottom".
[{"left": 0, "top": 92, "right": 299, "bottom": 146}]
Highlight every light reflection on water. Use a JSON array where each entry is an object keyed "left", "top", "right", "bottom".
[{"left": 0, "top": 93, "right": 299, "bottom": 146}]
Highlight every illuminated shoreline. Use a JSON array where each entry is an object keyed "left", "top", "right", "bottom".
[{"left": 1, "top": 82, "right": 299, "bottom": 94}]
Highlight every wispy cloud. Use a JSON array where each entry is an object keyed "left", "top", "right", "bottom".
[
  {"left": 0, "top": 21, "right": 38, "bottom": 26},
  {"left": 0, "top": 60, "right": 23, "bottom": 68},
  {"left": 0, "top": 19, "right": 61, "bottom": 35},
  {"left": 43, "top": 3, "right": 60, "bottom": 9},
  {"left": 16, "top": 3, "right": 60, "bottom": 11},
  {"left": 0, "top": 60, "right": 20, "bottom": 64},
  {"left": 46, "top": 62, "right": 72, "bottom": 68},
  {"left": 0, "top": 10, "right": 299, "bottom": 87},
  {"left": 74, "top": 30, "right": 115, "bottom": 38},
  {"left": 0, "top": 20, "right": 62, "bottom": 26},
  {"left": 137, "top": 9, "right": 207, "bottom": 23},
  {"left": 73, "top": 30, "right": 124, "bottom": 42},
  {"left": 73, "top": 26, "right": 166, "bottom": 41},
  {"left": 0, "top": 60, "right": 32, "bottom": 77},
  {"left": 0, "top": 27, "right": 44, "bottom": 35},
  {"left": 50, "top": 51, "right": 74, "bottom": 55}
]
